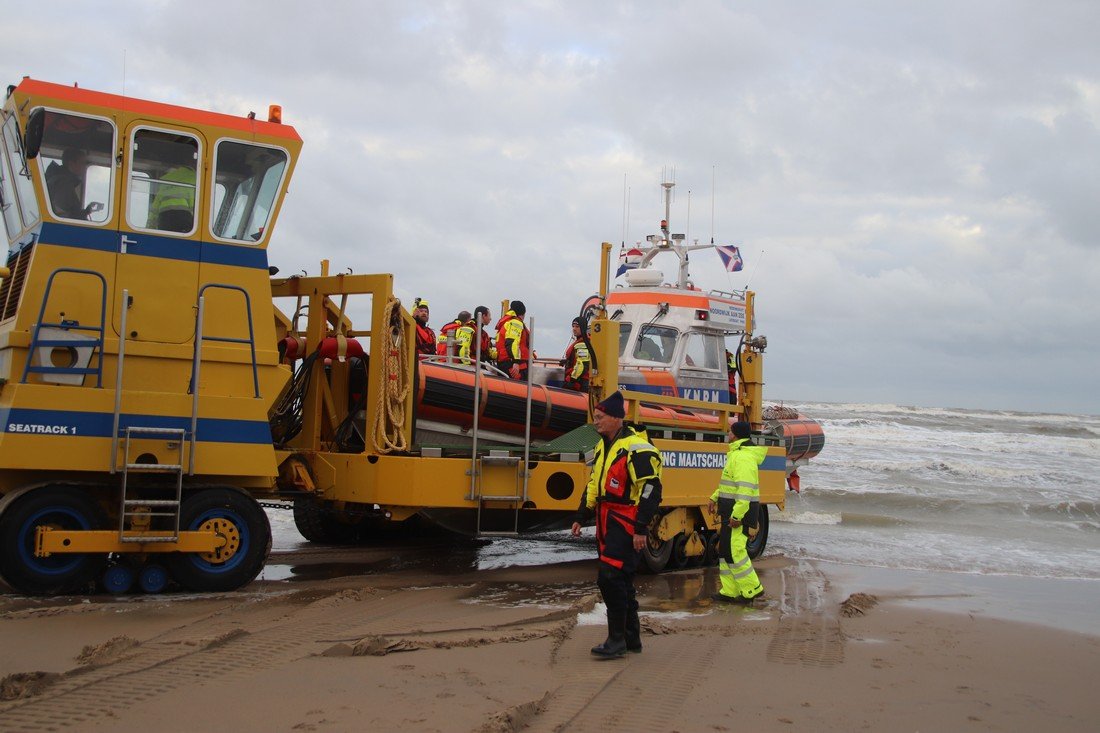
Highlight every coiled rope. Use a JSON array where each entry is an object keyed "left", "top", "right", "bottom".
[{"left": 371, "top": 296, "right": 411, "bottom": 453}]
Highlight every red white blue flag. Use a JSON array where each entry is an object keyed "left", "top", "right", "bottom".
[
  {"left": 616, "top": 246, "right": 644, "bottom": 277},
  {"left": 715, "top": 245, "right": 743, "bottom": 272}
]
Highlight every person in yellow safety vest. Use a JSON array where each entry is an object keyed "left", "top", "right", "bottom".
[
  {"left": 571, "top": 391, "right": 663, "bottom": 659},
  {"left": 495, "top": 300, "right": 530, "bottom": 380},
  {"left": 456, "top": 306, "right": 496, "bottom": 364},
  {"left": 148, "top": 160, "right": 197, "bottom": 232},
  {"left": 437, "top": 311, "right": 470, "bottom": 358},
  {"left": 562, "top": 317, "right": 592, "bottom": 392},
  {"left": 708, "top": 421, "right": 767, "bottom": 604}
]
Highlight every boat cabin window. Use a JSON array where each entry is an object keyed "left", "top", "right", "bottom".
[
  {"left": 211, "top": 140, "right": 288, "bottom": 244},
  {"left": 0, "top": 129, "right": 20, "bottom": 239},
  {"left": 2, "top": 115, "right": 41, "bottom": 228},
  {"left": 682, "top": 332, "right": 723, "bottom": 370},
  {"left": 633, "top": 325, "right": 677, "bottom": 365},
  {"left": 127, "top": 128, "right": 200, "bottom": 235},
  {"left": 618, "top": 323, "right": 633, "bottom": 357},
  {"left": 34, "top": 111, "right": 113, "bottom": 225}
]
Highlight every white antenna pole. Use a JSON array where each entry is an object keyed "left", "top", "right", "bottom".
[
  {"left": 686, "top": 189, "right": 691, "bottom": 245},
  {"left": 710, "top": 165, "right": 716, "bottom": 244},
  {"left": 621, "top": 173, "right": 627, "bottom": 244},
  {"left": 122, "top": 49, "right": 127, "bottom": 97}
]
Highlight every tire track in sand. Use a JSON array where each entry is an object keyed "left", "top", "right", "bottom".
[
  {"left": 525, "top": 623, "right": 717, "bottom": 733},
  {"left": 0, "top": 587, "right": 432, "bottom": 733},
  {"left": 766, "top": 560, "right": 845, "bottom": 667}
]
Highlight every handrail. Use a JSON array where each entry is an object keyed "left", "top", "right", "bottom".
[
  {"left": 188, "top": 283, "right": 261, "bottom": 475},
  {"left": 21, "top": 267, "right": 108, "bottom": 387},
  {"left": 522, "top": 316, "right": 533, "bottom": 504},
  {"left": 109, "top": 288, "right": 129, "bottom": 474},
  {"left": 191, "top": 283, "right": 260, "bottom": 398}
]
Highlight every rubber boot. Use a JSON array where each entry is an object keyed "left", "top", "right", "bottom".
[
  {"left": 624, "top": 608, "right": 642, "bottom": 653},
  {"left": 590, "top": 611, "right": 627, "bottom": 659}
]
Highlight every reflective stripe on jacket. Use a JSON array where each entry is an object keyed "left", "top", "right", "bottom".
[
  {"left": 565, "top": 339, "right": 591, "bottom": 381},
  {"left": 437, "top": 320, "right": 462, "bottom": 356},
  {"left": 709, "top": 438, "right": 767, "bottom": 522},
  {"left": 494, "top": 312, "right": 529, "bottom": 364},
  {"left": 583, "top": 430, "right": 662, "bottom": 517},
  {"left": 148, "top": 165, "right": 196, "bottom": 223}
]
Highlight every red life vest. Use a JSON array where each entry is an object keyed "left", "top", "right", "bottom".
[{"left": 415, "top": 323, "right": 436, "bottom": 355}]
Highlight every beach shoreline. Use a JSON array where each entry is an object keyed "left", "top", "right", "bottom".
[{"left": 2, "top": 550, "right": 1098, "bottom": 732}]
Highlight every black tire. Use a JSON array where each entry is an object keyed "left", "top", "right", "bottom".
[
  {"left": 166, "top": 488, "right": 271, "bottom": 592},
  {"left": 704, "top": 530, "right": 721, "bottom": 566},
  {"left": 292, "top": 499, "right": 362, "bottom": 544},
  {"left": 0, "top": 486, "right": 107, "bottom": 595},
  {"left": 640, "top": 535, "right": 674, "bottom": 573},
  {"left": 746, "top": 504, "right": 769, "bottom": 559},
  {"left": 669, "top": 533, "right": 690, "bottom": 570}
]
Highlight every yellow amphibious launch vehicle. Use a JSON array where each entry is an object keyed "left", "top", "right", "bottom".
[{"left": 0, "top": 78, "right": 822, "bottom": 595}]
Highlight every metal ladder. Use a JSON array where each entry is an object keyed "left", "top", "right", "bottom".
[
  {"left": 469, "top": 317, "right": 535, "bottom": 538},
  {"left": 473, "top": 450, "right": 525, "bottom": 538},
  {"left": 108, "top": 287, "right": 189, "bottom": 542},
  {"left": 117, "top": 426, "right": 186, "bottom": 542}
]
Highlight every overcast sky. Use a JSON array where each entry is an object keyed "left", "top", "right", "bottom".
[{"left": 4, "top": 1, "right": 1098, "bottom": 414}]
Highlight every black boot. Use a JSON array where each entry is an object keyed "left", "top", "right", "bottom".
[
  {"left": 590, "top": 611, "right": 627, "bottom": 659},
  {"left": 624, "top": 608, "right": 642, "bottom": 653}
]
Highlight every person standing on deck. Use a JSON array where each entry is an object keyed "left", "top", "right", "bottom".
[
  {"left": 562, "top": 317, "right": 592, "bottom": 393},
  {"left": 495, "top": 300, "right": 530, "bottom": 380},
  {"left": 412, "top": 298, "right": 436, "bottom": 357},
  {"left": 437, "top": 310, "right": 470, "bottom": 359},
  {"left": 456, "top": 306, "right": 496, "bottom": 364}
]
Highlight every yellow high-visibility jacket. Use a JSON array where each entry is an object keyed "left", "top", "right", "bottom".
[{"left": 710, "top": 438, "right": 768, "bottom": 523}]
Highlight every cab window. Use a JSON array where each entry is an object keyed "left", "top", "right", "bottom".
[
  {"left": 0, "top": 132, "right": 20, "bottom": 238},
  {"left": 211, "top": 140, "right": 288, "bottom": 244},
  {"left": 633, "top": 325, "right": 677, "bottom": 365},
  {"left": 618, "top": 322, "right": 633, "bottom": 357},
  {"left": 127, "top": 129, "right": 199, "bottom": 235},
  {"left": 3, "top": 115, "right": 41, "bottom": 227},
  {"left": 34, "top": 111, "right": 113, "bottom": 225},
  {"left": 682, "top": 332, "right": 723, "bottom": 370}
]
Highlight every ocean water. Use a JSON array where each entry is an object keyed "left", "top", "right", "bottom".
[
  {"left": 269, "top": 402, "right": 1100, "bottom": 581},
  {"left": 770, "top": 402, "right": 1100, "bottom": 580}
]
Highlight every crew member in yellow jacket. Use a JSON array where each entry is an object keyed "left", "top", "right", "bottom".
[
  {"left": 708, "top": 421, "right": 767, "bottom": 603},
  {"left": 572, "top": 391, "right": 663, "bottom": 658}
]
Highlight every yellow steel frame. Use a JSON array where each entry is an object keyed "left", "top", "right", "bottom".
[
  {"left": 36, "top": 528, "right": 220, "bottom": 554},
  {"left": 270, "top": 265, "right": 415, "bottom": 455}
]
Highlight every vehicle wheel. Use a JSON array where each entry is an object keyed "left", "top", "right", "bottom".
[
  {"left": 746, "top": 504, "right": 769, "bottom": 559},
  {"left": 669, "top": 534, "right": 690, "bottom": 570},
  {"left": 704, "top": 530, "right": 721, "bottom": 566},
  {"left": 138, "top": 563, "right": 170, "bottom": 593},
  {"left": 640, "top": 534, "right": 674, "bottom": 573},
  {"left": 292, "top": 499, "right": 362, "bottom": 544},
  {"left": 166, "top": 488, "right": 271, "bottom": 592},
  {"left": 101, "top": 563, "right": 135, "bottom": 594},
  {"left": 0, "top": 486, "right": 107, "bottom": 595}
]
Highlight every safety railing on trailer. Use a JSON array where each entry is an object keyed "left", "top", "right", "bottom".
[{"left": 619, "top": 388, "right": 742, "bottom": 433}]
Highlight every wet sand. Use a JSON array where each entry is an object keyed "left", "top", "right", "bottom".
[{"left": 1, "top": 544, "right": 1098, "bottom": 732}]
